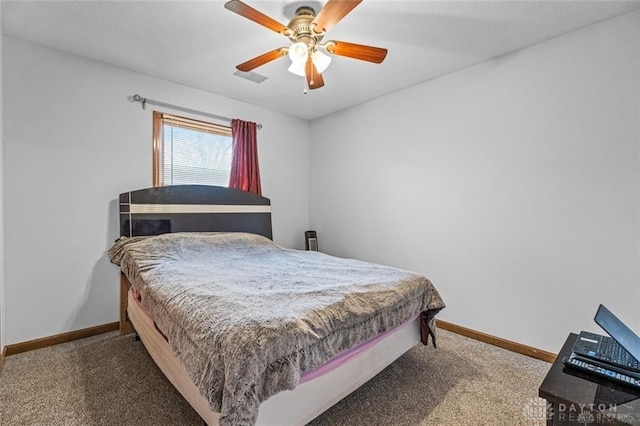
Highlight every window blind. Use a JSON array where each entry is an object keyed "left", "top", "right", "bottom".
[{"left": 154, "top": 113, "right": 232, "bottom": 187}]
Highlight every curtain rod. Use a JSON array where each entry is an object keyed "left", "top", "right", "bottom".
[{"left": 128, "top": 94, "right": 262, "bottom": 129}]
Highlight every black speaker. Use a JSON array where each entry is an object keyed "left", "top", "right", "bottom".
[{"left": 305, "top": 230, "right": 318, "bottom": 251}]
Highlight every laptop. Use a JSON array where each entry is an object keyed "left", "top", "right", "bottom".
[{"left": 570, "top": 304, "right": 640, "bottom": 373}]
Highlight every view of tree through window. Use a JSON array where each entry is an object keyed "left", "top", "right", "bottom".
[{"left": 153, "top": 112, "right": 232, "bottom": 187}]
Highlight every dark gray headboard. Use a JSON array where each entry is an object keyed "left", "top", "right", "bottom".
[{"left": 119, "top": 185, "right": 272, "bottom": 239}]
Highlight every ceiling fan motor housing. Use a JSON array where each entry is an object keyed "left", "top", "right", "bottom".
[{"left": 287, "top": 6, "right": 324, "bottom": 50}]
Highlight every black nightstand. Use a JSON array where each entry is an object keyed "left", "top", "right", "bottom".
[{"left": 539, "top": 333, "right": 640, "bottom": 425}]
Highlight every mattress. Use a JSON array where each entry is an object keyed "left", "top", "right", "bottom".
[{"left": 109, "top": 232, "right": 445, "bottom": 425}]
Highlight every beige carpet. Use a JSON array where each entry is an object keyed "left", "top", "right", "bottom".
[{"left": 0, "top": 329, "right": 550, "bottom": 425}]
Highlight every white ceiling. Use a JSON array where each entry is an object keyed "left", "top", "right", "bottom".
[{"left": 3, "top": 1, "right": 640, "bottom": 120}]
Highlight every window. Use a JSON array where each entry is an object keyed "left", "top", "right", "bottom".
[{"left": 153, "top": 112, "right": 232, "bottom": 187}]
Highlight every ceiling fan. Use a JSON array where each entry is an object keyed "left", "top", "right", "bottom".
[{"left": 224, "top": 0, "right": 388, "bottom": 90}]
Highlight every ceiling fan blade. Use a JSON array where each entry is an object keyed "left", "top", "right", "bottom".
[
  {"left": 236, "top": 48, "right": 288, "bottom": 72},
  {"left": 224, "top": 0, "right": 290, "bottom": 35},
  {"left": 305, "top": 56, "right": 325, "bottom": 90},
  {"left": 325, "top": 41, "right": 388, "bottom": 63},
  {"left": 312, "top": 0, "right": 362, "bottom": 33}
]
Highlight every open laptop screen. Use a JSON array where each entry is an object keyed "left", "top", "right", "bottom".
[{"left": 596, "top": 304, "right": 640, "bottom": 363}]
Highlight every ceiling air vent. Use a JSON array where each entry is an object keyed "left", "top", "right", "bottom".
[{"left": 233, "top": 70, "right": 268, "bottom": 84}]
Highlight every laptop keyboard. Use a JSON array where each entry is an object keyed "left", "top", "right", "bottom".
[{"left": 599, "top": 338, "right": 640, "bottom": 370}]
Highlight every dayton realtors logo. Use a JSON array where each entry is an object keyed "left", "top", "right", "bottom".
[{"left": 523, "top": 398, "right": 640, "bottom": 425}]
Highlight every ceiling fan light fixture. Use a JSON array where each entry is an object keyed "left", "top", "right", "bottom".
[
  {"left": 311, "top": 50, "right": 331, "bottom": 74},
  {"left": 288, "top": 60, "right": 307, "bottom": 77},
  {"left": 288, "top": 42, "right": 309, "bottom": 63}
]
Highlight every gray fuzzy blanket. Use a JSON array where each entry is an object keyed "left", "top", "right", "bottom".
[{"left": 108, "top": 232, "right": 445, "bottom": 425}]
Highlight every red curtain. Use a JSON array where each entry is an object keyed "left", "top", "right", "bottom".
[{"left": 229, "top": 119, "right": 262, "bottom": 195}]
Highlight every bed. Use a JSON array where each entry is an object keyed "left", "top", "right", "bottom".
[{"left": 110, "top": 185, "right": 445, "bottom": 425}]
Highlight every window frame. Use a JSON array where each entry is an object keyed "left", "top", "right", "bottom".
[{"left": 152, "top": 111, "right": 233, "bottom": 187}]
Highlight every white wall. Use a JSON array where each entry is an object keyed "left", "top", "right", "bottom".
[
  {"left": 3, "top": 12, "right": 639, "bottom": 355},
  {"left": 2, "top": 36, "right": 310, "bottom": 346},
  {"left": 310, "top": 11, "right": 640, "bottom": 354}
]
